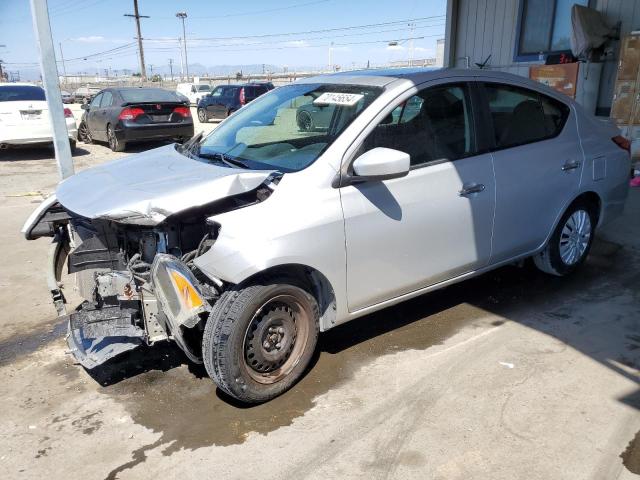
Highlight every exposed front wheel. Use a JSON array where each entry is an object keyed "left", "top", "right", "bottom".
[
  {"left": 197, "top": 108, "right": 208, "bottom": 123},
  {"left": 107, "top": 125, "right": 126, "bottom": 152},
  {"left": 203, "top": 282, "right": 319, "bottom": 404},
  {"left": 533, "top": 200, "right": 596, "bottom": 276},
  {"left": 78, "top": 122, "right": 92, "bottom": 144}
]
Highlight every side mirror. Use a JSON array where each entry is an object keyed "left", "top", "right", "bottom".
[
  {"left": 81, "top": 103, "right": 89, "bottom": 110},
  {"left": 350, "top": 147, "right": 410, "bottom": 183}
]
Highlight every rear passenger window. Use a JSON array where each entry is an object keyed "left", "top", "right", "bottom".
[
  {"left": 360, "top": 84, "right": 475, "bottom": 166},
  {"left": 484, "top": 83, "right": 569, "bottom": 149}
]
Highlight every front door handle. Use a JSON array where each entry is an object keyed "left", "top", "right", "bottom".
[
  {"left": 562, "top": 160, "right": 581, "bottom": 171},
  {"left": 459, "top": 183, "right": 485, "bottom": 196}
]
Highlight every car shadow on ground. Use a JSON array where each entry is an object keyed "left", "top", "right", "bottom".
[
  {"left": 0, "top": 146, "right": 91, "bottom": 161},
  {"left": 83, "top": 235, "right": 640, "bottom": 406}
]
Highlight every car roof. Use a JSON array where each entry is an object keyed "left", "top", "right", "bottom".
[
  {"left": 296, "top": 67, "right": 552, "bottom": 91},
  {"left": 0, "top": 83, "right": 41, "bottom": 87}
]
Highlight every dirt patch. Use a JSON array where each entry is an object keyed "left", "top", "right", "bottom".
[
  {"left": 0, "top": 319, "right": 67, "bottom": 366},
  {"left": 90, "top": 238, "right": 629, "bottom": 462},
  {"left": 97, "top": 289, "right": 487, "bottom": 455},
  {"left": 621, "top": 430, "right": 640, "bottom": 475}
]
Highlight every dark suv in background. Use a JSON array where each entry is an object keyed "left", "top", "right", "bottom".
[{"left": 196, "top": 83, "right": 273, "bottom": 122}]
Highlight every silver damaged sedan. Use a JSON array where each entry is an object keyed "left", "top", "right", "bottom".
[{"left": 23, "top": 68, "right": 631, "bottom": 403}]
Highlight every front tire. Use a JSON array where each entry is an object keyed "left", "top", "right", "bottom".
[
  {"left": 78, "top": 122, "right": 92, "bottom": 144},
  {"left": 107, "top": 124, "right": 126, "bottom": 152},
  {"left": 534, "top": 200, "right": 596, "bottom": 276},
  {"left": 203, "top": 281, "right": 319, "bottom": 404}
]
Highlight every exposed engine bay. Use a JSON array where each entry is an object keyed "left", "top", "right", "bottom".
[{"left": 25, "top": 179, "right": 276, "bottom": 369}]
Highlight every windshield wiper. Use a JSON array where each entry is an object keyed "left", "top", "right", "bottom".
[{"left": 198, "top": 151, "right": 250, "bottom": 169}]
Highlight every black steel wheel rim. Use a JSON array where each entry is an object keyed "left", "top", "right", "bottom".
[{"left": 242, "top": 294, "right": 311, "bottom": 385}]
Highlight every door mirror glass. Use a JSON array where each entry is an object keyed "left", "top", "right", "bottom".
[{"left": 352, "top": 147, "right": 410, "bottom": 181}]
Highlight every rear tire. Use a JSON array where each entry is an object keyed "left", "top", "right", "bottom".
[
  {"left": 197, "top": 108, "right": 208, "bottom": 123},
  {"left": 533, "top": 200, "right": 596, "bottom": 276},
  {"left": 69, "top": 140, "right": 76, "bottom": 155},
  {"left": 107, "top": 124, "right": 126, "bottom": 152},
  {"left": 203, "top": 281, "right": 319, "bottom": 404}
]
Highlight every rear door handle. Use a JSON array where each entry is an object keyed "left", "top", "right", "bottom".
[
  {"left": 459, "top": 183, "right": 485, "bottom": 196},
  {"left": 562, "top": 160, "right": 581, "bottom": 171}
]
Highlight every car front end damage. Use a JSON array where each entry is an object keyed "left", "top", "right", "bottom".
[{"left": 22, "top": 146, "right": 279, "bottom": 369}]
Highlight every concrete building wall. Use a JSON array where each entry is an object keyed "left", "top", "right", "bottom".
[{"left": 447, "top": 0, "right": 640, "bottom": 113}]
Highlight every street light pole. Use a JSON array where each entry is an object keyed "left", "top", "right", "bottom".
[
  {"left": 29, "top": 0, "right": 74, "bottom": 179},
  {"left": 176, "top": 12, "right": 189, "bottom": 81},
  {"left": 58, "top": 42, "right": 67, "bottom": 79}
]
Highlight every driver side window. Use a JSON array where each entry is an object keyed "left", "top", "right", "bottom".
[{"left": 360, "top": 83, "right": 476, "bottom": 166}]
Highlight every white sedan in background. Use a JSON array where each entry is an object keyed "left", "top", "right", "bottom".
[{"left": 0, "top": 83, "right": 78, "bottom": 153}]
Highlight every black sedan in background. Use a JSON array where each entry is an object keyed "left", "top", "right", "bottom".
[{"left": 78, "top": 87, "right": 194, "bottom": 152}]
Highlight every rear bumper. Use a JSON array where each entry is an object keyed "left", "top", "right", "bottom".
[
  {"left": 116, "top": 123, "right": 194, "bottom": 142},
  {"left": 0, "top": 120, "right": 78, "bottom": 145}
]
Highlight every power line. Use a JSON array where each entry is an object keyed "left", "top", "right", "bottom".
[
  {"left": 146, "top": 23, "right": 445, "bottom": 51},
  {"left": 185, "top": 15, "right": 446, "bottom": 41},
  {"left": 147, "top": 35, "right": 441, "bottom": 54},
  {"left": 152, "top": 0, "right": 332, "bottom": 20}
]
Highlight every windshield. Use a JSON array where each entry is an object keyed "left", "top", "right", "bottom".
[
  {"left": 195, "top": 83, "right": 382, "bottom": 172},
  {"left": 0, "top": 85, "right": 46, "bottom": 102}
]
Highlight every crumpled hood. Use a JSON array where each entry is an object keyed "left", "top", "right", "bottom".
[{"left": 56, "top": 144, "right": 275, "bottom": 225}]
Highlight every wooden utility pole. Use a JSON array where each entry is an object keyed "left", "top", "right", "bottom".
[{"left": 124, "top": 0, "right": 149, "bottom": 80}]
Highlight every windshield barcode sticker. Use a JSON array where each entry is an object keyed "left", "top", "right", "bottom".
[{"left": 314, "top": 92, "right": 364, "bottom": 106}]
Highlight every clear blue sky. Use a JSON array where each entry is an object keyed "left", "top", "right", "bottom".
[{"left": 0, "top": 0, "right": 446, "bottom": 78}]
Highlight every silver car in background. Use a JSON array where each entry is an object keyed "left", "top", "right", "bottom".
[{"left": 23, "top": 68, "right": 631, "bottom": 403}]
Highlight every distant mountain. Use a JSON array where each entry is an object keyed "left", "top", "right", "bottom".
[{"left": 150, "top": 63, "right": 284, "bottom": 77}]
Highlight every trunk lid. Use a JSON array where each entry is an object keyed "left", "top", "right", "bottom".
[{"left": 0, "top": 100, "right": 49, "bottom": 126}]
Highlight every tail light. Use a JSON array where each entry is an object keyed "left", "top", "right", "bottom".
[
  {"left": 118, "top": 107, "right": 145, "bottom": 120},
  {"left": 63, "top": 108, "right": 73, "bottom": 118},
  {"left": 612, "top": 135, "right": 631, "bottom": 154},
  {"left": 173, "top": 106, "right": 191, "bottom": 117},
  {"left": 239, "top": 88, "right": 246, "bottom": 106}
]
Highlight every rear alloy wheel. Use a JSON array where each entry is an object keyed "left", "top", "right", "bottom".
[
  {"left": 107, "top": 125, "right": 126, "bottom": 152},
  {"left": 297, "top": 111, "right": 314, "bottom": 131},
  {"left": 78, "top": 122, "right": 92, "bottom": 144},
  {"left": 203, "top": 282, "right": 319, "bottom": 404},
  {"left": 534, "top": 200, "right": 596, "bottom": 276},
  {"left": 197, "top": 108, "right": 208, "bottom": 123}
]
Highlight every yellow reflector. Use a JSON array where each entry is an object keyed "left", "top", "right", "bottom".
[{"left": 169, "top": 268, "right": 204, "bottom": 310}]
